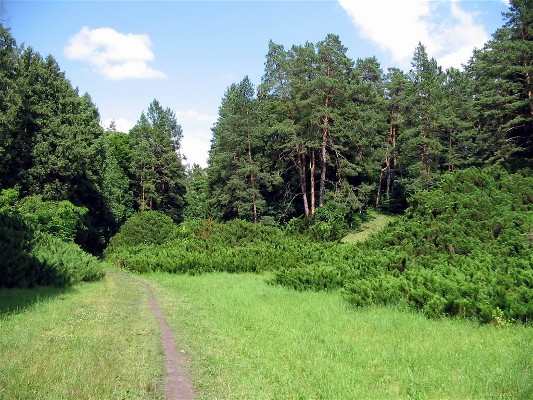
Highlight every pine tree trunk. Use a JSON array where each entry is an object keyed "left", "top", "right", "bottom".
[
  {"left": 140, "top": 163, "right": 146, "bottom": 211},
  {"left": 248, "top": 141, "right": 258, "bottom": 223},
  {"left": 310, "top": 149, "right": 316, "bottom": 216},
  {"left": 319, "top": 95, "right": 330, "bottom": 208},
  {"left": 421, "top": 128, "right": 429, "bottom": 187},
  {"left": 296, "top": 147, "right": 310, "bottom": 217},
  {"left": 389, "top": 124, "right": 398, "bottom": 200}
]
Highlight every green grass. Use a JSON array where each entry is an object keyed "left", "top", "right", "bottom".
[
  {"left": 341, "top": 211, "right": 396, "bottom": 244},
  {"left": 146, "top": 272, "right": 533, "bottom": 400},
  {"left": 0, "top": 269, "right": 164, "bottom": 400}
]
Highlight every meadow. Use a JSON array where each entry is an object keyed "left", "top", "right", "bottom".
[
  {"left": 2, "top": 268, "right": 531, "bottom": 399},
  {"left": 0, "top": 269, "right": 164, "bottom": 400}
]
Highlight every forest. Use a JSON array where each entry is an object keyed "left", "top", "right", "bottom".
[{"left": 1, "top": 0, "right": 532, "bottom": 324}]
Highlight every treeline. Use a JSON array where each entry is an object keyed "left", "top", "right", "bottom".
[
  {"left": 1, "top": 1, "right": 532, "bottom": 290},
  {"left": 0, "top": 24, "right": 186, "bottom": 254},
  {"left": 206, "top": 0, "right": 532, "bottom": 224}
]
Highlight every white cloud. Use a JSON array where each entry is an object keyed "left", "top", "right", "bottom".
[
  {"left": 64, "top": 27, "right": 166, "bottom": 80},
  {"left": 338, "top": 0, "right": 489, "bottom": 69},
  {"left": 176, "top": 109, "right": 217, "bottom": 168},
  {"left": 181, "top": 130, "right": 212, "bottom": 168},
  {"left": 176, "top": 109, "right": 218, "bottom": 124},
  {"left": 101, "top": 117, "right": 135, "bottom": 133}
]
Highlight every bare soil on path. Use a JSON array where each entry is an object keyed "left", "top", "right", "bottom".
[{"left": 141, "top": 281, "right": 196, "bottom": 400}]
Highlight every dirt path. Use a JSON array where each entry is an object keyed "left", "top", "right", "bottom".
[{"left": 142, "top": 281, "right": 196, "bottom": 400}]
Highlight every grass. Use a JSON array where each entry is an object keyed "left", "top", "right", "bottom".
[
  {"left": 341, "top": 211, "right": 396, "bottom": 244},
  {"left": 146, "top": 272, "right": 533, "bottom": 400},
  {"left": 0, "top": 269, "right": 165, "bottom": 400}
]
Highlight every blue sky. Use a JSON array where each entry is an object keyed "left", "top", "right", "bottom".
[{"left": 6, "top": 0, "right": 509, "bottom": 167}]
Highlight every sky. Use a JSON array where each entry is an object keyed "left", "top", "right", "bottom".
[{"left": 5, "top": 0, "right": 510, "bottom": 167}]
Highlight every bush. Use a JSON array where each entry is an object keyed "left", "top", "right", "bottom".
[
  {"left": 276, "top": 167, "right": 533, "bottom": 324},
  {"left": 0, "top": 189, "right": 105, "bottom": 288},
  {"left": 17, "top": 195, "right": 88, "bottom": 242},
  {"left": 32, "top": 234, "right": 105, "bottom": 286},
  {"left": 107, "top": 211, "right": 177, "bottom": 249}
]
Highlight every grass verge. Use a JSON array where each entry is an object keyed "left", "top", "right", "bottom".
[
  {"left": 0, "top": 269, "right": 164, "bottom": 400},
  {"left": 146, "top": 272, "right": 533, "bottom": 400}
]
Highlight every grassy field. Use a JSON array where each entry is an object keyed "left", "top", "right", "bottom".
[
  {"left": 0, "top": 269, "right": 164, "bottom": 400},
  {"left": 147, "top": 272, "right": 533, "bottom": 400},
  {"left": 1, "top": 268, "right": 532, "bottom": 399}
]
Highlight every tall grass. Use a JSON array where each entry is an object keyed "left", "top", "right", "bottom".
[
  {"left": 146, "top": 272, "right": 533, "bottom": 400},
  {"left": 0, "top": 269, "right": 164, "bottom": 399}
]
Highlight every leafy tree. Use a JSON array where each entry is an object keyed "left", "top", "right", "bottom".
[
  {"left": 100, "top": 131, "right": 134, "bottom": 230},
  {"left": 130, "top": 100, "right": 186, "bottom": 222}
]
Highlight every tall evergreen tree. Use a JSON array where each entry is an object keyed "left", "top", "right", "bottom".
[
  {"left": 468, "top": 0, "right": 533, "bottom": 161},
  {"left": 130, "top": 100, "right": 186, "bottom": 222},
  {"left": 0, "top": 24, "right": 20, "bottom": 189},
  {"left": 401, "top": 43, "right": 446, "bottom": 192},
  {"left": 209, "top": 77, "right": 280, "bottom": 222}
]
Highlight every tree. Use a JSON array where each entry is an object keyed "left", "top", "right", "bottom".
[
  {"left": 0, "top": 24, "right": 20, "bottom": 189},
  {"left": 99, "top": 130, "right": 134, "bottom": 230},
  {"left": 468, "top": 0, "right": 533, "bottom": 162},
  {"left": 401, "top": 43, "right": 446, "bottom": 192},
  {"left": 130, "top": 100, "right": 186, "bottom": 222},
  {"left": 208, "top": 77, "right": 281, "bottom": 222},
  {"left": 183, "top": 164, "right": 210, "bottom": 221}
]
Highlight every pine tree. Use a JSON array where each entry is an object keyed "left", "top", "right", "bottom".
[
  {"left": 208, "top": 77, "right": 280, "bottom": 222},
  {"left": 401, "top": 43, "right": 446, "bottom": 192},
  {"left": 130, "top": 100, "right": 186, "bottom": 222},
  {"left": 468, "top": 0, "right": 533, "bottom": 161}
]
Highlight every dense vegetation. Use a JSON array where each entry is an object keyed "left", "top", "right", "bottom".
[
  {"left": 1, "top": 0, "right": 532, "bottom": 327},
  {"left": 0, "top": 189, "right": 104, "bottom": 287},
  {"left": 106, "top": 167, "right": 533, "bottom": 324}
]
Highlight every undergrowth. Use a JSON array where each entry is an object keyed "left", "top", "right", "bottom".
[{"left": 105, "top": 167, "right": 533, "bottom": 324}]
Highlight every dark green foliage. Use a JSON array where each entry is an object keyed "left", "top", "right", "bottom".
[
  {"left": 16, "top": 195, "right": 88, "bottom": 242},
  {"left": 468, "top": 0, "right": 533, "bottom": 161},
  {"left": 0, "top": 189, "right": 104, "bottom": 288},
  {"left": 106, "top": 218, "right": 334, "bottom": 275},
  {"left": 107, "top": 211, "right": 177, "bottom": 248},
  {"left": 275, "top": 167, "right": 533, "bottom": 324},
  {"left": 183, "top": 164, "right": 210, "bottom": 221},
  {"left": 0, "top": 212, "right": 41, "bottom": 288}
]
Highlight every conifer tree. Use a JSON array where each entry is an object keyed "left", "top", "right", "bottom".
[
  {"left": 468, "top": 0, "right": 533, "bottom": 161},
  {"left": 209, "top": 77, "right": 280, "bottom": 222},
  {"left": 130, "top": 100, "right": 186, "bottom": 222}
]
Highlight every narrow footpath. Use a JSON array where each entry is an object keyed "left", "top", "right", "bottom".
[{"left": 142, "top": 281, "right": 196, "bottom": 400}]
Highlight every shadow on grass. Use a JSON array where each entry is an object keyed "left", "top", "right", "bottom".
[{"left": 0, "top": 286, "right": 72, "bottom": 316}]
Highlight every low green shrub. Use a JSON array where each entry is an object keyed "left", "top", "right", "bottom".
[
  {"left": 107, "top": 211, "right": 177, "bottom": 249},
  {"left": 16, "top": 195, "right": 88, "bottom": 242},
  {"left": 32, "top": 234, "right": 106, "bottom": 286},
  {"left": 0, "top": 189, "right": 105, "bottom": 288},
  {"left": 275, "top": 167, "right": 533, "bottom": 324}
]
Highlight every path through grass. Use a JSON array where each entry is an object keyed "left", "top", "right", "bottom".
[
  {"left": 341, "top": 211, "right": 396, "bottom": 244},
  {"left": 0, "top": 269, "right": 165, "bottom": 400},
  {"left": 147, "top": 272, "right": 533, "bottom": 400}
]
